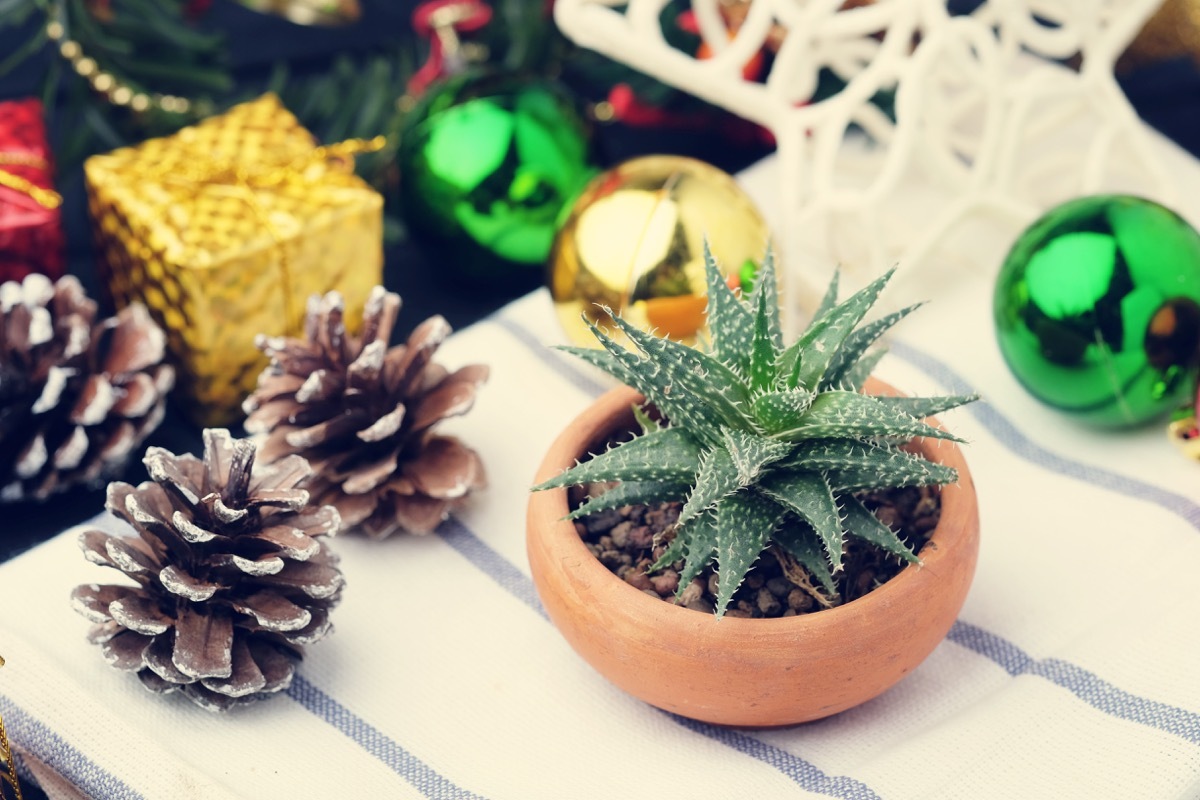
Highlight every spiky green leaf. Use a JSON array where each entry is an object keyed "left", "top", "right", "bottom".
[
  {"left": 533, "top": 427, "right": 702, "bottom": 491},
  {"left": 748, "top": 248, "right": 783, "bottom": 352},
  {"left": 782, "top": 440, "right": 959, "bottom": 487},
  {"left": 748, "top": 280, "right": 779, "bottom": 392},
  {"left": 759, "top": 472, "right": 843, "bottom": 566},
  {"left": 870, "top": 394, "right": 979, "bottom": 421},
  {"left": 774, "top": 522, "right": 837, "bottom": 595},
  {"left": 678, "top": 445, "right": 739, "bottom": 527},
  {"left": 702, "top": 242, "right": 755, "bottom": 374},
  {"left": 675, "top": 511, "right": 718, "bottom": 590},
  {"left": 744, "top": 247, "right": 782, "bottom": 391},
  {"left": 566, "top": 480, "right": 690, "bottom": 521},
  {"left": 679, "top": 431, "right": 791, "bottom": 526},
  {"left": 772, "top": 390, "right": 965, "bottom": 443},
  {"left": 821, "top": 302, "right": 922, "bottom": 390},
  {"left": 586, "top": 316, "right": 721, "bottom": 443},
  {"left": 649, "top": 527, "right": 688, "bottom": 572},
  {"left": 808, "top": 269, "right": 841, "bottom": 329},
  {"left": 631, "top": 402, "right": 659, "bottom": 434},
  {"left": 842, "top": 496, "right": 920, "bottom": 563},
  {"left": 840, "top": 347, "right": 888, "bottom": 392},
  {"left": 713, "top": 492, "right": 785, "bottom": 617},
  {"left": 752, "top": 389, "right": 815, "bottom": 434},
  {"left": 724, "top": 429, "right": 792, "bottom": 482},
  {"left": 826, "top": 455, "right": 959, "bottom": 492},
  {"left": 611, "top": 314, "right": 754, "bottom": 431},
  {"left": 555, "top": 344, "right": 642, "bottom": 390},
  {"left": 778, "top": 268, "right": 896, "bottom": 390}
]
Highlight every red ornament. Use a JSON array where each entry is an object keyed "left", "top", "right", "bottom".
[
  {"left": 0, "top": 99, "right": 65, "bottom": 285},
  {"left": 407, "top": 0, "right": 493, "bottom": 97},
  {"left": 605, "top": 84, "right": 774, "bottom": 148}
]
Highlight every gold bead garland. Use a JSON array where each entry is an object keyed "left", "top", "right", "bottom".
[
  {"left": 45, "top": 17, "right": 196, "bottom": 117},
  {"left": 0, "top": 655, "right": 22, "bottom": 800}
]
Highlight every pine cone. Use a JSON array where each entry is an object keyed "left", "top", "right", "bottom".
[
  {"left": 70, "top": 429, "right": 344, "bottom": 712},
  {"left": 243, "top": 287, "right": 488, "bottom": 539},
  {"left": 0, "top": 274, "right": 174, "bottom": 503}
]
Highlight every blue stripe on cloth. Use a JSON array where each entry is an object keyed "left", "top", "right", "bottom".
[
  {"left": 0, "top": 694, "right": 144, "bottom": 800},
  {"left": 490, "top": 316, "right": 613, "bottom": 398},
  {"left": 287, "top": 676, "right": 486, "bottom": 800},
  {"left": 439, "top": 518, "right": 547, "bottom": 619},
  {"left": 888, "top": 340, "right": 1200, "bottom": 531},
  {"left": 435, "top": 518, "right": 881, "bottom": 800},
  {"left": 490, "top": 313, "right": 1200, "bottom": 749},
  {"left": 948, "top": 622, "right": 1200, "bottom": 745}
]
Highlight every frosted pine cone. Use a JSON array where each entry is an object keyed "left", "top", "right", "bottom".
[
  {"left": 244, "top": 287, "right": 487, "bottom": 539},
  {"left": 0, "top": 274, "right": 173, "bottom": 502},
  {"left": 71, "top": 429, "right": 344, "bottom": 711}
]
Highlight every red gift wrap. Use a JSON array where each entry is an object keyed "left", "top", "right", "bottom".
[{"left": 0, "top": 99, "right": 65, "bottom": 284}]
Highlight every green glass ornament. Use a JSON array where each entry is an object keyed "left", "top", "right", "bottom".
[
  {"left": 994, "top": 194, "right": 1200, "bottom": 427},
  {"left": 399, "top": 72, "right": 595, "bottom": 284}
]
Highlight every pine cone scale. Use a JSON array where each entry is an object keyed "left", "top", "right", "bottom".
[
  {"left": 108, "top": 595, "right": 171, "bottom": 635},
  {"left": 143, "top": 634, "right": 193, "bottom": 684},
  {"left": 160, "top": 564, "right": 221, "bottom": 601},
  {"left": 356, "top": 403, "right": 405, "bottom": 442},
  {"left": 387, "top": 493, "right": 451, "bottom": 535},
  {"left": 339, "top": 449, "right": 399, "bottom": 495},
  {"left": 71, "top": 583, "right": 134, "bottom": 622},
  {"left": 104, "top": 630, "right": 152, "bottom": 671},
  {"left": 87, "top": 620, "right": 123, "bottom": 644},
  {"left": 173, "top": 607, "right": 234, "bottom": 680},
  {"left": 402, "top": 436, "right": 484, "bottom": 499},
  {"left": 251, "top": 525, "right": 321, "bottom": 560},
  {"left": 104, "top": 305, "right": 166, "bottom": 375},
  {"left": 409, "top": 370, "right": 487, "bottom": 432},
  {"left": 201, "top": 641, "right": 262, "bottom": 698},
  {"left": 233, "top": 592, "right": 312, "bottom": 632},
  {"left": 284, "top": 413, "right": 365, "bottom": 449},
  {"left": 53, "top": 427, "right": 88, "bottom": 470}
]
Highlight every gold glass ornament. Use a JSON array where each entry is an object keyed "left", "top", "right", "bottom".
[
  {"left": 549, "top": 155, "right": 770, "bottom": 346},
  {"left": 85, "top": 94, "right": 384, "bottom": 425}
]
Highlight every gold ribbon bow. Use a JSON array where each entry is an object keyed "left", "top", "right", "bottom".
[
  {"left": 147, "top": 134, "right": 386, "bottom": 324},
  {"left": 0, "top": 153, "right": 62, "bottom": 210}
]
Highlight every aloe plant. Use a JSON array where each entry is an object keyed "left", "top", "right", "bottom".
[{"left": 533, "top": 248, "right": 977, "bottom": 617}]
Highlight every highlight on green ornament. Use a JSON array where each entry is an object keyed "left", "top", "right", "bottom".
[
  {"left": 399, "top": 71, "right": 595, "bottom": 283},
  {"left": 994, "top": 194, "right": 1200, "bottom": 427}
]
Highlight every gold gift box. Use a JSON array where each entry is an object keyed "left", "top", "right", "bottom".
[{"left": 86, "top": 93, "right": 383, "bottom": 426}]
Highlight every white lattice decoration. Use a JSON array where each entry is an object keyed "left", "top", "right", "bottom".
[{"left": 555, "top": 0, "right": 1172, "bottom": 329}]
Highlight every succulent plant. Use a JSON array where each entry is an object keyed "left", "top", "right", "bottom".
[{"left": 533, "top": 249, "right": 976, "bottom": 617}]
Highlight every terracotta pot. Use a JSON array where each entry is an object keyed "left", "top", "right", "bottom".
[{"left": 527, "top": 382, "right": 980, "bottom": 727}]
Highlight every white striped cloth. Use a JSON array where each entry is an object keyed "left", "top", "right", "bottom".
[{"left": 2, "top": 140, "right": 1200, "bottom": 799}]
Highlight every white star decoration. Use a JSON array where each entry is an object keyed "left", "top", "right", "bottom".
[{"left": 555, "top": 0, "right": 1171, "bottom": 331}]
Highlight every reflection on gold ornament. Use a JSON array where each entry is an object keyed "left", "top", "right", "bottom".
[
  {"left": 0, "top": 655, "right": 22, "bottom": 800},
  {"left": 548, "top": 155, "right": 769, "bottom": 347}
]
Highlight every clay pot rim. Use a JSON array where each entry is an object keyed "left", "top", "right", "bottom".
[{"left": 530, "top": 381, "right": 976, "bottom": 633}]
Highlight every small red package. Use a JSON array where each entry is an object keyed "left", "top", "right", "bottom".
[{"left": 0, "top": 99, "right": 65, "bottom": 284}]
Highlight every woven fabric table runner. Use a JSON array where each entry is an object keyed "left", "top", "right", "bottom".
[{"left": 2, "top": 141, "right": 1200, "bottom": 798}]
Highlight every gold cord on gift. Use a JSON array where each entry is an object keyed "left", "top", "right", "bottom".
[
  {"left": 0, "top": 155, "right": 62, "bottom": 210},
  {"left": 150, "top": 135, "right": 386, "bottom": 324},
  {"left": 0, "top": 655, "right": 23, "bottom": 800}
]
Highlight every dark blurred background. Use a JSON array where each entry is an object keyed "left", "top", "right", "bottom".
[{"left": 1, "top": 0, "right": 1199, "bottom": 560}]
